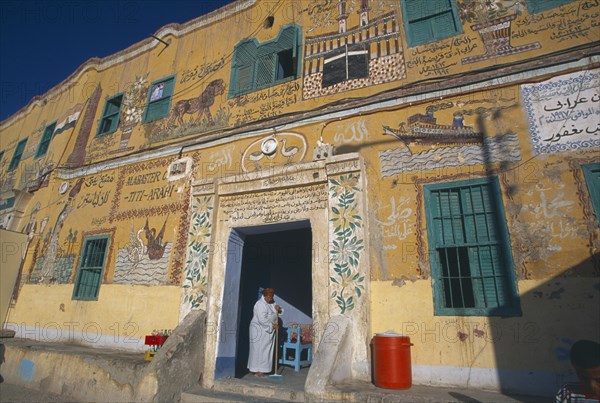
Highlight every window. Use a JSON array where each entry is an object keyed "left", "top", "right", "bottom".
[
  {"left": 35, "top": 122, "right": 57, "bottom": 159},
  {"left": 143, "top": 75, "right": 175, "bottom": 123},
  {"left": 229, "top": 24, "right": 301, "bottom": 97},
  {"left": 72, "top": 236, "right": 110, "bottom": 300},
  {"left": 525, "top": 0, "right": 575, "bottom": 13},
  {"left": 8, "top": 138, "right": 28, "bottom": 172},
  {"left": 0, "top": 150, "right": 4, "bottom": 166},
  {"left": 425, "top": 177, "right": 520, "bottom": 316},
  {"left": 97, "top": 94, "right": 123, "bottom": 136},
  {"left": 401, "top": 0, "right": 462, "bottom": 47},
  {"left": 583, "top": 163, "right": 600, "bottom": 226}
]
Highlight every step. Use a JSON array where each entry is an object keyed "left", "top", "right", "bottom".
[
  {"left": 211, "top": 378, "right": 305, "bottom": 402},
  {"left": 181, "top": 387, "right": 284, "bottom": 402}
]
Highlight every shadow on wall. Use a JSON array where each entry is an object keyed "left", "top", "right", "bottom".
[{"left": 490, "top": 254, "right": 599, "bottom": 397}]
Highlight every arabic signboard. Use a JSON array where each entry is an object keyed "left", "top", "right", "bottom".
[{"left": 521, "top": 69, "right": 600, "bottom": 154}]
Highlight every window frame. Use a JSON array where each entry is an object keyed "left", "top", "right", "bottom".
[
  {"left": 72, "top": 235, "right": 110, "bottom": 301},
  {"left": 424, "top": 176, "right": 521, "bottom": 317},
  {"left": 400, "top": 0, "right": 463, "bottom": 48},
  {"left": 97, "top": 93, "right": 124, "bottom": 136},
  {"left": 229, "top": 24, "right": 302, "bottom": 98},
  {"left": 582, "top": 163, "right": 600, "bottom": 226},
  {"left": 525, "top": 0, "right": 576, "bottom": 14},
  {"left": 8, "top": 138, "right": 28, "bottom": 172},
  {"left": 143, "top": 75, "right": 176, "bottom": 123},
  {"left": 35, "top": 121, "right": 57, "bottom": 159}
]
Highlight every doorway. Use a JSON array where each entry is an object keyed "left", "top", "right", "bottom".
[{"left": 215, "top": 220, "right": 313, "bottom": 379}]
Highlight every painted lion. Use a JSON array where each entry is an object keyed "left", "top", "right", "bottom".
[{"left": 167, "top": 79, "right": 225, "bottom": 128}]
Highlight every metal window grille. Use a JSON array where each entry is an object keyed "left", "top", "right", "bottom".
[{"left": 430, "top": 183, "right": 510, "bottom": 310}]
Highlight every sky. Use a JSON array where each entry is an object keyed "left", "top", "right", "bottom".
[{"left": 0, "top": 0, "right": 235, "bottom": 122}]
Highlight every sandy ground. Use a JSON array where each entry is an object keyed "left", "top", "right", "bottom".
[{"left": 0, "top": 383, "right": 78, "bottom": 403}]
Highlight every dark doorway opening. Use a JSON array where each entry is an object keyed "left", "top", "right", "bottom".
[{"left": 214, "top": 221, "right": 313, "bottom": 380}]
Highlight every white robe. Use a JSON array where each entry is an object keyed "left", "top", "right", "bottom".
[{"left": 247, "top": 297, "right": 279, "bottom": 373}]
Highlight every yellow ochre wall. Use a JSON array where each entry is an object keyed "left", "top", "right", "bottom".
[{"left": 0, "top": 0, "right": 598, "bottom": 393}]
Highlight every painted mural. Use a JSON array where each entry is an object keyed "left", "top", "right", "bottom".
[
  {"left": 379, "top": 108, "right": 522, "bottom": 178},
  {"left": 114, "top": 219, "right": 172, "bottom": 285},
  {"left": 28, "top": 177, "right": 87, "bottom": 284},
  {"left": 302, "top": 0, "right": 406, "bottom": 99},
  {"left": 521, "top": 68, "right": 600, "bottom": 154},
  {"left": 328, "top": 173, "right": 365, "bottom": 314},
  {"left": 106, "top": 159, "right": 191, "bottom": 285},
  {"left": 181, "top": 195, "right": 214, "bottom": 317},
  {"left": 66, "top": 84, "right": 102, "bottom": 167},
  {"left": 456, "top": 0, "right": 540, "bottom": 64},
  {"left": 145, "top": 79, "right": 230, "bottom": 144},
  {"left": 113, "top": 74, "right": 149, "bottom": 153}
]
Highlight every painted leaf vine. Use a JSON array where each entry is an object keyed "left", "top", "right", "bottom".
[
  {"left": 183, "top": 196, "right": 213, "bottom": 309},
  {"left": 329, "top": 173, "right": 364, "bottom": 314}
]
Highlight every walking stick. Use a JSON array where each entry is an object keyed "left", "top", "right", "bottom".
[{"left": 268, "top": 309, "right": 283, "bottom": 380}]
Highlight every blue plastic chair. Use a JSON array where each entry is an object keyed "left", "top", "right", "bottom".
[{"left": 280, "top": 323, "right": 312, "bottom": 372}]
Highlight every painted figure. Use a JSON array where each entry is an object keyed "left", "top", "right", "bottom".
[
  {"left": 150, "top": 82, "right": 164, "bottom": 101},
  {"left": 144, "top": 218, "right": 168, "bottom": 260},
  {"left": 247, "top": 288, "right": 282, "bottom": 377},
  {"left": 167, "top": 79, "right": 225, "bottom": 128}
]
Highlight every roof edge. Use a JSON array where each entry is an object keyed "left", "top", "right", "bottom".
[{"left": 0, "top": 0, "right": 256, "bottom": 129}]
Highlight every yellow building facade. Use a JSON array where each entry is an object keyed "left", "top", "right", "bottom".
[{"left": 0, "top": 0, "right": 598, "bottom": 397}]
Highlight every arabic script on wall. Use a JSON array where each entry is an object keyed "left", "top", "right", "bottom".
[{"left": 521, "top": 69, "right": 600, "bottom": 154}]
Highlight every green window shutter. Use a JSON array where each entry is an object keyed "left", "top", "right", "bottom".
[
  {"left": 35, "top": 122, "right": 56, "bottom": 159},
  {"left": 229, "top": 41, "right": 257, "bottom": 97},
  {"left": 425, "top": 177, "right": 520, "bottom": 316},
  {"left": 73, "top": 236, "right": 109, "bottom": 300},
  {"left": 228, "top": 25, "right": 301, "bottom": 98},
  {"left": 583, "top": 163, "right": 600, "bottom": 226},
  {"left": 255, "top": 53, "right": 276, "bottom": 88},
  {"left": 526, "top": 0, "right": 575, "bottom": 13},
  {"left": 144, "top": 76, "right": 175, "bottom": 123},
  {"left": 8, "top": 138, "right": 28, "bottom": 171},
  {"left": 402, "top": 0, "right": 462, "bottom": 47},
  {"left": 97, "top": 94, "right": 123, "bottom": 136}
]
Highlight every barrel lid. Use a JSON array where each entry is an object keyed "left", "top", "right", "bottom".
[{"left": 374, "top": 330, "right": 405, "bottom": 337}]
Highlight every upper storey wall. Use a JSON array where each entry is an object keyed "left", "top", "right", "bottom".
[{"left": 0, "top": 0, "right": 598, "bottom": 185}]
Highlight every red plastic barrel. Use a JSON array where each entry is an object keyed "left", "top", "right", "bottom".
[{"left": 371, "top": 333, "right": 413, "bottom": 389}]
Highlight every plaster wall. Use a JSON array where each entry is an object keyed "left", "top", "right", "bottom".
[
  {"left": 5, "top": 284, "right": 180, "bottom": 351},
  {"left": 371, "top": 278, "right": 600, "bottom": 394}
]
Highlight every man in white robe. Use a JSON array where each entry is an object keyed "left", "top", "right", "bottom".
[{"left": 247, "top": 288, "right": 282, "bottom": 376}]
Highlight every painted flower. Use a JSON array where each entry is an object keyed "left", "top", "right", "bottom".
[
  {"left": 329, "top": 174, "right": 360, "bottom": 197},
  {"left": 193, "top": 197, "right": 213, "bottom": 213},
  {"left": 125, "top": 107, "right": 142, "bottom": 123},
  {"left": 133, "top": 76, "right": 147, "bottom": 92},
  {"left": 330, "top": 236, "right": 363, "bottom": 266},
  {"left": 189, "top": 225, "right": 210, "bottom": 246},
  {"left": 331, "top": 204, "right": 361, "bottom": 229}
]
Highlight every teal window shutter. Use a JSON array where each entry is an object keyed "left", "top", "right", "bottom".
[
  {"left": 35, "top": 122, "right": 57, "bottom": 159},
  {"left": 583, "top": 163, "right": 600, "bottom": 226},
  {"left": 525, "top": 0, "right": 575, "bottom": 13},
  {"left": 425, "top": 177, "right": 520, "bottom": 316},
  {"left": 143, "top": 75, "right": 176, "bottom": 123},
  {"left": 72, "top": 236, "right": 110, "bottom": 301},
  {"left": 8, "top": 138, "right": 28, "bottom": 172},
  {"left": 97, "top": 94, "right": 123, "bottom": 136},
  {"left": 401, "top": 0, "right": 462, "bottom": 47},
  {"left": 228, "top": 24, "right": 302, "bottom": 98}
]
